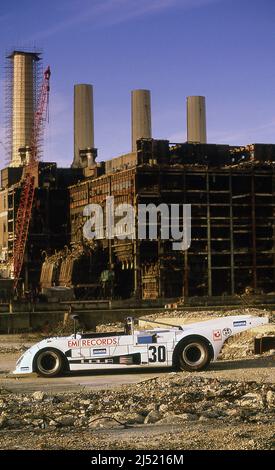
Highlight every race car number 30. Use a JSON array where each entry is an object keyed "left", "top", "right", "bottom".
[{"left": 148, "top": 345, "right": 166, "bottom": 363}]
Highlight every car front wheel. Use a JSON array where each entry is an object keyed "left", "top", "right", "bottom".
[{"left": 35, "top": 349, "right": 64, "bottom": 377}]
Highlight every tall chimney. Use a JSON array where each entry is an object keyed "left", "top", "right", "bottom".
[
  {"left": 187, "top": 96, "right": 207, "bottom": 144},
  {"left": 73, "top": 84, "right": 95, "bottom": 168},
  {"left": 131, "top": 89, "right": 152, "bottom": 152},
  {"left": 8, "top": 51, "right": 40, "bottom": 167}
]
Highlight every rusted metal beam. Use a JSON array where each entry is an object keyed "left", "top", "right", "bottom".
[{"left": 254, "top": 335, "right": 275, "bottom": 354}]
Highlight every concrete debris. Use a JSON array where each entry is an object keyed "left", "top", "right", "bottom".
[
  {"left": 237, "top": 393, "right": 264, "bottom": 409},
  {"left": 0, "top": 374, "right": 274, "bottom": 432},
  {"left": 89, "top": 417, "right": 122, "bottom": 429},
  {"left": 266, "top": 390, "right": 275, "bottom": 408},
  {"left": 175, "top": 412, "right": 199, "bottom": 421},
  {"left": 32, "top": 391, "right": 46, "bottom": 402},
  {"left": 157, "top": 414, "right": 192, "bottom": 425},
  {"left": 144, "top": 410, "right": 163, "bottom": 424},
  {"left": 55, "top": 415, "right": 75, "bottom": 427},
  {"left": 0, "top": 345, "right": 29, "bottom": 354},
  {"left": 0, "top": 414, "right": 7, "bottom": 428},
  {"left": 113, "top": 412, "right": 145, "bottom": 425}
]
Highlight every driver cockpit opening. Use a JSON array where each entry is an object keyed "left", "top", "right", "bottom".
[{"left": 124, "top": 317, "right": 135, "bottom": 335}]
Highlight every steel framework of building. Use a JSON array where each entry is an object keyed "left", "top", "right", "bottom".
[{"left": 64, "top": 140, "right": 275, "bottom": 301}]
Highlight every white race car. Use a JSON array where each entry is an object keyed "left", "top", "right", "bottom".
[{"left": 14, "top": 315, "right": 268, "bottom": 377}]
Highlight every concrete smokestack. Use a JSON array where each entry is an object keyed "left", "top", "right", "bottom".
[
  {"left": 73, "top": 84, "right": 94, "bottom": 168},
  {"left": 187, "top": 96, "right": 207, "bottom": 144},
  {"left": 9, "top": 51, "right": 40, "bottom": 167},
  {"left": 131, "top": 89, "right": 152, "bottom": 152}
]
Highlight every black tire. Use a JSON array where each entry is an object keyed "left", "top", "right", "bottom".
[
  {"left": 34, "top": 348, "right": 65, "bottom": 378},
  {"left": 174, "top": 337, "right": 212, "bottom": 372}
]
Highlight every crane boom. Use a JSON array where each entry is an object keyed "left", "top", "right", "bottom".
[{"left": 12, "top": 66, "right": 51, "bottom": 291}]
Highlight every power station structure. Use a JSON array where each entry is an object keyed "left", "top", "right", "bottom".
[
  {"left": 1, "top": 51, "right": 275, "bottom": 304},
  {"left": 66, "top": 140, "right": 275, "bottom": 300},
  {"left": 72, "top": 84, "right": 96, "bottom": 169},
  {"left": 131, "top": 89, "right": 152, "bottom": 151},
  {"left": 0, "top": 50, "right": 83, "bottom": 297},
  {"left": 12, "top": 65, "right": 51, "bottom": 290},
  {"left": 187, "top": 95, "right": 207, "bottom": 144},
  {"left": 6, "top": 50, "right": 42, "bottom": 167}
]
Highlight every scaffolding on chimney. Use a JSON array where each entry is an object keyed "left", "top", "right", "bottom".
[{"left": 4, "top": 48, "right": 43, "bottom": 167}]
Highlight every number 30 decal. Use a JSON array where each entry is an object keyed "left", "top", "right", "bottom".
[{"left": 148, "top": 345, "right": 166, "bottom": 363}]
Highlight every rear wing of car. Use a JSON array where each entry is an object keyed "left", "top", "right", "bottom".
[{"left": 180, "top": 315, "right": 269, "bottom": 335}]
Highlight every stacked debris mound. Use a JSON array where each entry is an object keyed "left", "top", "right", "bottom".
[
  {"left": 96, "top": 321, "right": 124, "bottom": 333},
  {"left": 0, "top": 375, "right": 274, "bottom": 431},
  {"left": 0, "top": 334, "right": 43, "bottom": 354},
  {"left": 0, "top": 345, "right": 28, "bottom": 354},
  {"left": 143, "top": 307, "right": 271, "bottom": 321},
  {"left": 220, "top": 330, "right": 275, "bottom": 360}
]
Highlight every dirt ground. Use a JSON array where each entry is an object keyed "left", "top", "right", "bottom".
[{"left": 0, "top": 422, "right": 274, "bottom": 450}]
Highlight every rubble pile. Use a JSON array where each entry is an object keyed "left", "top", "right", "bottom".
[
  {"left": 142, "top": 307, "right": 271, "bottom": 321},
  {"left": 0, "top": 345, "right": 27, "bottom": 354},
  {"left": 220, "top": 330, "right": 275, "bottom": 360},
  {"left": 0, "top": 375, "right": 274, "bottom": 431}
]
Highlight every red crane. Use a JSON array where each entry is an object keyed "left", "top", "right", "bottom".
[{"left": 12, "top": 66, "right": 51, "bottom": 291}]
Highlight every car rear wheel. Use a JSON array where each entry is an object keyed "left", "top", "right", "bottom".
[
  {"left": 176, "top": 338, "right": 211, "bottom": 372},
  {"left": 35, "top": 349, "right": 64, "bottom": 377}
]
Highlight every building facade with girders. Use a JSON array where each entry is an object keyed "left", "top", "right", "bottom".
[
  {"left": 66, "top": 139, "right": 275, "bottom": 301},
  {"left": 0, "top": 163, "right": 83, "bottom": 294}
]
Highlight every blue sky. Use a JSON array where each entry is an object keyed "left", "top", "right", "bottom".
[{"left": 0, "top": 0, "right": 275, "bottom": 167}]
